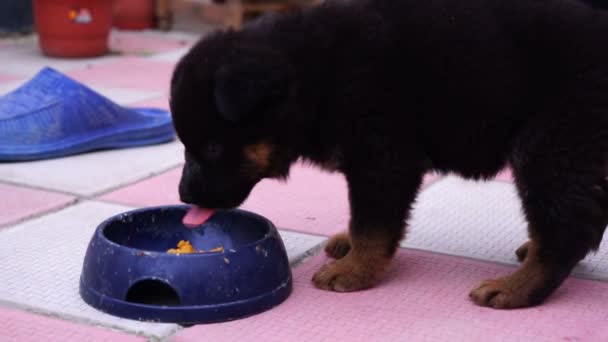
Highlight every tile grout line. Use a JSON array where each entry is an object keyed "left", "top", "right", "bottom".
[
  {"left": 0, "top": 197, "right": 80, "bottom": 230},
  {"left": 157, "top": 327, "right": 183, "bottom": 342},
  {"left": 0, "top": 161, "right": 182, "bottom": 229},
  {"left": 86, "top": 162, "right": 184, "bottom": 199},
  {"left": 0, "top": 161, "right": 182, "bottom": 200},
  {"left": 0, "top": 179, "right": 78, "bottom": 198},
  {"left": 399, "top": 245, "right": 608, "bottom": 283},
  {"left": 0, "top": 299, "right": 170, "bottom": 340},
  {"left": 289, "top": 240, "right": 326, "bottom": 268},
  {"left": 92, "top": 197, "right": 142, "bottom": 208},
  {"left": 276, "top": 226, "right": 329, "bottom": 239},
  {"left": 123, "top": 93, "right": 170, "bottom": 108}
]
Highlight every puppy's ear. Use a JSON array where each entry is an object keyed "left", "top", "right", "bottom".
[{"left": 214, "top": 58, "right": 288, "bottom": 123}]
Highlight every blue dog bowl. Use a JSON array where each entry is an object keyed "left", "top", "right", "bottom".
[{"left": 79, "top": 205, "right": 292, "bottom": 324}]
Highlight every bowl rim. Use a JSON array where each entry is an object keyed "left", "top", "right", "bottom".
[{"left": 95, "top": 205, "right": 277, "bottom": 256}]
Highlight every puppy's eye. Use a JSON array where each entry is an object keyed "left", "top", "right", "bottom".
[{"left": 204, "top": 143, "right": 223, "bottom": 160}]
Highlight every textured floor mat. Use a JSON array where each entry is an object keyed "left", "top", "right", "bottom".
[
  {"left": 405, "top": 176, "right": 608, "bottom": 281},
  {"left": 173, "top": 250, "right": 608, "bottom": 342},
  {"left": 0, "top": 182, "right": 74, "bottom": 227},
  {"left": 0, "top": 306, "right": 143, "bottom": 342}
]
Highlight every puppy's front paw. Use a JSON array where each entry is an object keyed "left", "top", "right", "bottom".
[
  {"left": 324, "top": 232, "right": 351, "bottom": 259},
  {"left": 472, "top": 240, "right": 569, "bottom": 309},
  {"left": 469, "top": 262, "right": 549, "bottom": 309},
  {"left": 312, "top": 254, "right": 387, "bottom": 292},
  {"left": 312, "top": 259, "right": 371, "bottom": 292},
  {"left": 469, "top": 278, "right": 532, "bottom": 309}
]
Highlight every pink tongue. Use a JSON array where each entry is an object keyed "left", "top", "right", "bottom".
[{"left": 183, "top": 206, "right": 215, "bottom": 228}]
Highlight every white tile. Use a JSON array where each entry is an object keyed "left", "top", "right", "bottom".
[
  {"left": 0, "top": 79, "right": 161, "bottom": 105},
  {"left": 0, "top": 201, "right": 325, "bottom": 338},
  {"left": 90, "top": 86, "right": 164, "bottom": 106},
  {"left": 0, "top": 39, "right": 121, "bottom": 77},
  {"left": 0, "top": 140, "right": 184, "bottom": 196},
  {"left": 0, "top": 201, "right": 178, "bottom": 339},
  {"left": 279, "top": 229, "right": 326, "bottom": 265},
  {"left": 0, "top": 79, "right": 26, "bottom": 96},
  {"left": 136, "top": 29, "right": 199, "bottom": 42},
  {"left": 404, "top": 176, "right": 608, "bottom": 281},
  {"left": 148, "top": 47, "right": 191, "bottom": 62}
]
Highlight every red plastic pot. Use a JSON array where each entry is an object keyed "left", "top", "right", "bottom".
[
  {"left": 33, "top": 0, "right": 112, "bottom": 58},
  {"left": 113, "top": 0, "right": 155, "bottom": 30}
]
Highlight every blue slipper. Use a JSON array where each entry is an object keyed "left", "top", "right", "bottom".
[{"left": 0, "top": 67, "right": 175, "bottom": 161}]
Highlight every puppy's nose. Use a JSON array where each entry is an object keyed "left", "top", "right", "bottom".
[{"left": 179, "top": 193, "right": 195, "bottom": 204}]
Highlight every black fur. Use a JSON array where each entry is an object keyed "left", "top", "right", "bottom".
[{"left": 171, "top": 0, "right": 608, "bottom": 306}]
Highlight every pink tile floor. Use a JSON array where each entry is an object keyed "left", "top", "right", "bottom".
[
  {"left": 174, "top": 251, "right": 608, "bottom": 342},
  {"left": 109, "top": 31, "right": 195, "bottom": 56},
  {"left": 66, "top": 57, "right": 176, "bottom": 92},
  {"left": 0, "top": 307, "right": 145, "bottom": 342},
  {"left": 0, "top": 73, "right": 21, "bottom": 83},
  {"left": 0, "top": 29, "right": 606, "bottom": 341},
  {"left": 0, "top": 182, "right": 75, "bottom": 227}
]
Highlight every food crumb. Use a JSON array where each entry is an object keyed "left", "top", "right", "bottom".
[
  {"left": 167, "top": 240, "right": 196, "bottom": 254},
  {"left": 209, "top": 246, "right": 224, "bottom": 253},
  {"left": 167, "top": 240, "right": 225, "bottom": 255}
]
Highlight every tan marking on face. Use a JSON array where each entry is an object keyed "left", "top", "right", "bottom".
[{"left": 244, "top": 142, "right": 273, "bottom": 173}]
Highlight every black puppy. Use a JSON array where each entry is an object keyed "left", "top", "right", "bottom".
[{"left": 170, "top": 0, "right": 608, "bottom": 309}]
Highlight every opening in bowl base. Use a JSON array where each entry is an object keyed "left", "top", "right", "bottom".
[{"left": 79, "top": 275, "right": 292, "bottom": 324}]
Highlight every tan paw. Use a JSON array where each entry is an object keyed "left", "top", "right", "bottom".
[
  {"left": 469, "top": 266, "right": 551, "bottom": 309},
  {"left": 324, "top": 232, "right": 351, "bottom": 259},
  {"left": 312, "top": 254, "right": 386, "bottom": 292},
  {"left": 468, "top": 278, "right": 531, "bottom": 309}
]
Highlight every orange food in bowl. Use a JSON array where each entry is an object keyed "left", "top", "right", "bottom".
[
  {"left": 167, "top": 240, "right": 196, "bottom": 254},
  {"left": 166, "top": 240, "right": 225, "bottom": 254}
]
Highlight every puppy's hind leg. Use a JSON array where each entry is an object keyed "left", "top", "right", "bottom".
[{"left": 471, "top": 103, "right": 608, "bottom": 309}]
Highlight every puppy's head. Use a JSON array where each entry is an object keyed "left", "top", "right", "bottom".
[{"left": 170, "top": 32, "right": 296, "bottom": 209}]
